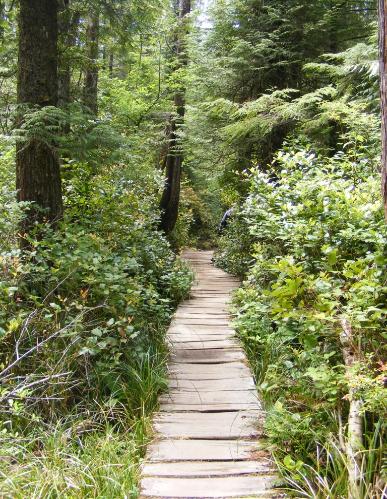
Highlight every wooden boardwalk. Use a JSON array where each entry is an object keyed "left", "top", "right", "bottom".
[{"left": 140, "top": 250, "right": 282, "bottom": 498}]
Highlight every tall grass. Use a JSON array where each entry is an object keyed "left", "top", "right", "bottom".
[
  {"left": 0, "top": 350, "right": 167, "bottom": 498},
  {"left": 277, "top": 421, "right": 385, "bottom": 498},
  {"left": 242, "top": 337, "right": 385, "bottom": 499}
]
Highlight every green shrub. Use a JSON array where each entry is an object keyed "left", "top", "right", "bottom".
[
  {"left": 0, "top": 151, "right": 193, "bottom": 495},
  {"left": 218, "top": 144, "right": 386, "bottom": 496}
]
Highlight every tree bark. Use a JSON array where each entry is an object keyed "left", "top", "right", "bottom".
[
  {"left": 160, "top": 119, "right": 183, "bottom": 234},
  {"left": 379, "top": 0, "right": 387, "bottom": 220},
  {"left": 58, "top": 1, "right": 80, "bottom": 108},
  {"left": 82, "top": 11, "right": 99, "bottom": 115},
  {"left": 17, "top": 0, "right": 63, "bottom": 247},
  {"left": 0, "top": 2, "right": 4, "bottom": 38},
  {"left": 109, "top": 52, "right": 114, "bottom": 78},
  {"left": 340, "top": 318, "right": 364, "bottom": 499},
  {"left": 159, "top": 0, "right": 191, "bottom": 234}
]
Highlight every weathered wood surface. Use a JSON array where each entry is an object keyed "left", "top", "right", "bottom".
[
  {"left": 170, "top": 339, "right": 239, "bottom": 349},
  {"left": 169, "top": 360, "right": 251, "bottom": 376},
  {"left": 140, "top": 250, "right": 284, "bottom": 498},
  {"left": 142, "top": 460, "right": 273, "bottom": 477},
  {"left": 170, "top": 347, "right": 245, "bottom": 364},
  {"left": 153, "top": 410, "right": 264, "bottom": 439},
  {"left": 168, "top": 377, "right": 255, "bottom": 391},
  {"left": 141, "top": 476, "right": 278, "bottom": 498},
  {"left": 146, "top": 439, "right": 263, "bottom": 461}
]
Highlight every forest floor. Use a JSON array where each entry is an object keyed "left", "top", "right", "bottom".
[{"left": 140, "top": 250, "right": 284, "bottom": 498}]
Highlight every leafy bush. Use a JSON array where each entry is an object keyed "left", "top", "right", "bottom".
[
  {"left": 217, "top": 144, "right": 386, "bottom": 497},
  {"left": 1, "top": 162, "right": 192, "bottom": 416},
  {"left": 0, "top": 148, "right": 193, "bottom": 496}
]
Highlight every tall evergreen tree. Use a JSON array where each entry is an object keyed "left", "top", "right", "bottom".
[
  {"left": 83, "top": 10, "right": 99, "bottom": 115},
  {"left": 58, "top": 0, "right": 80, "bottom": 108},
  {"left": 160, "top": 0, "right": 191, "bottom": 234},
  {"left": 379, "top": 0, "right": 387, "bottom": 219},
  {"left": 16, "top": 0, "right": 63, "bottom": 246}
]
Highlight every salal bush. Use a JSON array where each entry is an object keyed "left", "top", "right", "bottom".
[
  {"left": 0, "top": 164, "right": 193, "bottom": 428},
  {"left": 218, "top": 146, "right": 386, "bottom": 494}
]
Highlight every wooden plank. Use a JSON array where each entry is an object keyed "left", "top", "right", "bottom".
[
  {"left": 170, "top": 339, "right": 239, "bottom": 349},
  {"left": 169, "top": 361, "right": 249, "bottom": 371},
  {"left": 176, "top": 308, "right": 230, "bottom": 314},
  {"left": 141, "top": 476, "right": 278, "bottom": 498},
  {"left": 168, "top": 330, "right": 234, "bottom": 337},
  {"left": 153, "top": 410, "right": 264, "bottom": 439},
  {"left": 142, "top": 460, "right": 274, "bottom": 478},
  {"left": 191, "top": 286, "right": 237, "bottom": 289},
  {"left": 188, "top": 293, "right": 230, "bottom": 296},
  {"left": 170, "top": 323, "right": 233, "bottom": 328},
  {"left": 169, "top": 323, "right": 234, "bottom": 329},
  {"left": 184, "top": 300, "right": 231, "bottom": 305},
  {"left": 168, "top": 372, "right": 252, "bottom": 381},
  {"left": 170, "top": 338, "right": 236, "bottom": 346},
  {"left": 192, "top": 277, "right": 234, "bottom": 280},
  {"left": 159, "top": 390, "right": 259, "bottom": 406},
  {"left": 168, "top": 362, "right": 251, "bottom": 379},
  {"left": 189, "top": 293, "right": 233, "bottom": 296},
  {"left": 170, "top": 330, "right": 234, "bottom": 338},
  {"left": 173, "top": 318, "right": 231, "bottom": 323},
  {"left": 167, "top": 337, "right": 235, "bottom": 346},
  {"left": 191, "top": 283, "right": 238, "bottom": 287},
  {"left": 168, "top": 333, "right": 235, "bottom": 340},
  {"left": 191, "top": 282, "right": 237, "bottom": 286},
  {"left": 170, "top": 322, "right": 233, "bottom": 328},
  {"left": 187, "top": 295, "right": 231, "bottom": 302},
  {"left": 168, "top": 337, "right": 235, "bottom": 345},
  {"left": 167, "top": 377, "right": 255, "bottom": 391},
  {"left": 191, "top": 285, "right": 238, "bottom": 289},
  {"left": 146, "top": 439, "right": 262, "bottom": 462},
  {"left": 171, "top": 346, "right": 241, "bottom": 356},
  {"left": 179, "top": 299, "right": 229, "bottom": 303},
  {"left": 185, "top": 293, "right": 231, "bottom": 296},
  {"left": 168, "top": 325, "right": 235, "bottom": 335},
  {"left": 171, "top": 321, "right": 231, "bottom": 327},
  {"left": 170, "top": 348, "right": 245, "bottom": 364},
  {"left": 191, "top": 288, "right": 237, "bottom": 293},
  {"left": 160, "top": 402, "right": 258, "bottom": 412},
  {"left": 174, "top": 313, "right": 230, "bottom": 319},
  {"left": 175, "top": 310, "right": 230, "bottom": 314},
  {"left": 176, "top": 306, "right": 230, "bottom": 312},
  {"left": 168, "top": 335, "right": 236, "bottom": 342}
]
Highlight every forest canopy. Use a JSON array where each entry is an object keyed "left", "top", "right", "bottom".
[{"left": 0, "top": 0, "right": 385, "bottom": 497}]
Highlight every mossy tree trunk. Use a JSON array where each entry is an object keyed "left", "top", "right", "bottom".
[
  {"left": 82, "top": 11, "right": 99, "bottom": 115},
  {"left": 16, "top": 0, "right": 63, "bottom": 248},
  {"left": 159, "top": 0, "right": 191, "bottom": 235},
  {"left": 58, "top": 0, "right": 80, "bottom": 108},
  {"left": 379, "top": 0, "right": 387, "bottom": 220}
]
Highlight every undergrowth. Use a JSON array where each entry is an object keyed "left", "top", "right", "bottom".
[
  {"left": 217, "top": 144, "right": 386, "bottom": 498},
  {"left": 0, "top": 139, "right": 193, "bottom": 497}
]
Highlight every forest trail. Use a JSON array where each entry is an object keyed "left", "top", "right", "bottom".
[{"left": 140, "top": 250, "right": 283, "bottom": 498}]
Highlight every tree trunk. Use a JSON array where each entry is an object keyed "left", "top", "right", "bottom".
[
  {"left": 159, "top": 0, "right": 191, "bottom": 234},
  {"left": 340, "top": 318, "right": 364, "bottom": 499},
  {"left": 82, "top": 11, "right": 99, "bottom": 115},
  {"left": 160, "top": 120, "right": 183, "bottom": 234},
  {"left": 17, "top": 0, "right": 63, "bottom": 247},
  {"left": 379, "top": 0, "right": 387, "bottom": 220},
  {"left": 0, "top": 2, "right": 4, "bottom": 39},
  {"left": 58, "top": 1, "right": 80, "bottom": 108},
  {"left": 109, "top": 52, "right": 114, "bottom": 78}
]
